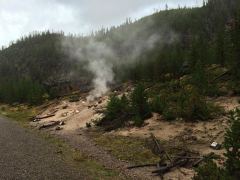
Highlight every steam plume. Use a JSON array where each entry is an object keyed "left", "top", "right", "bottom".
[{"left": 62, "top": 25, "right": 178, "bottom": 101}]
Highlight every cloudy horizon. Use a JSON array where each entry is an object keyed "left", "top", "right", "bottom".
[{"left": 0, "top": 0, "right": 203, "bottom": 47}]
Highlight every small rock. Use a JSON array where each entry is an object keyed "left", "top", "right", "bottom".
[
  {"left": 33, "top": 119, "right": 40, "bottom": 122},
  {"left": 61, "top": 112, "right": 68, "bottom": 117},
  {"left": 62, "top": 105, "right": 68, "bottom": 109}
]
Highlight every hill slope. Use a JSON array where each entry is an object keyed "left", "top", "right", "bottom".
[{"left": 0, "top": 0, "right": 239, "bottom": 104}]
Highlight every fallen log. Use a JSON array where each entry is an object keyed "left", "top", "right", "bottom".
[
  {"left": 150, "top": 133, "right": 164, "bottom": 155},
  {"left": 172, "top": 156, "right": 202, "bottom": 160},
  {"left": 127, "top": 164, "right": 157, "bottom": 169},
  {"left": 48, "top": 109, "right": 58, "bottom": 114},
  {"left": 152, "top": 159, "right": 188, "bottom": 175},
  {"left": 192, "top": 152, "right": 215, "bottom": 167},
  {"left": 150, "top": 133, "right": 187, "bottom": 176},
  {"left": 35, "top": 114, "right": 55, "bottom": 121},
  {"left": 192, "top": 158, "right": 204, "bottom": 168},
  {"left": 37, "top": 101, "right": 56, "bottom": 111},
  {"left": 39, "top": 121, "right": 60, "bottom": 130},
  {"left": 35, "top": 100, "right": 59, "bottom": 115},
  {"left": 127, "top": 134, "right": 204, "bottom": 177}
]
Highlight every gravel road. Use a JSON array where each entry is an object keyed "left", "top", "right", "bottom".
[{"left": 0, "top": 116, "right": 85, "bottom": 180}]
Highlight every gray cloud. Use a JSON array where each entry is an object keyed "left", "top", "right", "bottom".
[{"left": 0, "top": 0, "right": 202, "bottom": 47}]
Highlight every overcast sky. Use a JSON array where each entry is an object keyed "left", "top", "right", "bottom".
[{"left": 0, "top": 0, "right": 202, "bottom": 47}]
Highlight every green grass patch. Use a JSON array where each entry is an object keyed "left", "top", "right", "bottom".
[
  {"left": 0, "top": 104, "right": 38, "bottom": 125},
  {"left": 42, "top": 133, "right": 119, "bottom": 179},
  {"left": 90, "top": 132, "right": 159, "bottom": 165}
]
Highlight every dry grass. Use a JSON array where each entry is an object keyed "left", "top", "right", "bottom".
[{"left": 90, "top": 132, "right": 159, "bottom": 165}]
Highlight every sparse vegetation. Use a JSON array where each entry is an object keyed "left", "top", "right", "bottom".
[{"left": 90, "top": 132, "right": 159, "bottom": 165}]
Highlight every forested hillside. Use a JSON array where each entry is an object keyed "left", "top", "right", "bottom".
[{"left": 0, "top": 0, "right": 239, "bottom": 104}]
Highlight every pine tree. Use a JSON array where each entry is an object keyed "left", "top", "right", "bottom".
[
  {"left": 224, "top": 109, "right": 240, "bottom": 178},
  {"left": 216, "top": 30, "right": 226, "bottom": 66},
  {"left": 231, "top": 6, "right": 240, "bottom": 79},
  {"left": 130, "top": 84, "right": 151, "bottom": 126},
  {"left": 191, "top": 61, "right": 208, "bottom": 94},
  {"left": 104, "top": 95, "right": 128, "bottom": 121}
]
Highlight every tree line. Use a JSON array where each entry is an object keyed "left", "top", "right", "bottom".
[{"left": 0, "top": 0, "right": 239, "bottom": 104}]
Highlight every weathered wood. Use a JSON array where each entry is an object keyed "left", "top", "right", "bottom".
[
  {"left": 127, "top": 164, "right": 157, "bottom": 169},
  {"left": 152, "top": 159, "right": 188, "bottom": 175},
  {"left": 192, "top": 158, "right": 204, "bottom": 167},
  {"left": 35, "top": 114, "right": 55, "bottom": 120},
  {"left": 39, "top": 121, "right": 60, "bottom": 130},
  {"left": 172, "top": 156, "right": 202, "bottom": 160},
  {"left": 211, "top": 70, "right": 230, "bottom": 83},
  {"left": 150, "top": 134, "right": 188, "bottom": 176},
  {"left": 48, "top": 109, "right": 58, "bottom": 114},
  {"left": 127, "top": 134, "right": 205, "bottom": 177},
  {"left": 150, "top": 133, "right": 164, "bottom": 155},
  {"left": 192, "top": 152, "right": 215, "bottom": 167}
]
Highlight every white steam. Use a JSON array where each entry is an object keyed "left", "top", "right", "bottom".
[
  {"left": 62, "top": 26, "right": 178, "bottom": 101},
  {"left": 85, "top": 40, "right": 115, "bottom": 101},
  {"left": 62, "top": 38, "right": 116, "bottom": 101}
]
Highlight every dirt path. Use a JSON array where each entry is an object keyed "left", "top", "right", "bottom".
[
  {"left": 0, "top": 116, "right": 86, "bottom": 180},
  {"left": 56, "top": 129, "right": 159, "bottom": 180}
]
